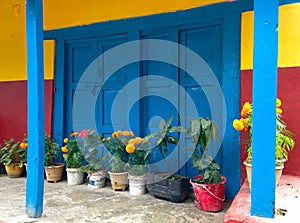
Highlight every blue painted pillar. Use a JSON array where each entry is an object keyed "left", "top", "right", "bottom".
[
  {"left": 25, "top": 0, "right": 45, "bottom": 218},
  {"left": 251, "top": 0, "right": 278, "bottom": 218}
]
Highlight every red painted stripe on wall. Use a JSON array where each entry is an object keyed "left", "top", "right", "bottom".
[
  {"left": 0, "top": 80, "right": 54, "bottom": 142},
  {"left": 240, "top": 67, "right": 300, "bottom": 181}
]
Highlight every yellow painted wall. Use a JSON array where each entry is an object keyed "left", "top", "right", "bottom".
[
  {"left": 0, "top": 0, "right": 55, "bottom": 81},
  {"left": 0, "top": 0, "right": 228, "bottom": 82},
  {"left": 43, "top": 0, "right": 228, "bottom": 30},
  {"left": 241, "top": 3, "right": 300, "bottom": 69}
]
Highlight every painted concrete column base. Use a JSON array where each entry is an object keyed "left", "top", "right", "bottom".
[{"left": 223, "top": 175, "right": 300, "bottom": 223}]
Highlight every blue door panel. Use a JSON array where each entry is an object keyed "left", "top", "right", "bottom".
[
  {"left": 179, "top": 24, "right": 222, "bottom": 179},
  {"left": 66, "top": 40, "right": 98, "bottom": 134}
]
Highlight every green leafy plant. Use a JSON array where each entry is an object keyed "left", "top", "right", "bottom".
[
  {"left": 77, "top": 129, "right": 107, "bottom": 175},
  {"left": 186, "top": 117, "right": 221, "bottom": 184},
  {"left": 62, "top": 132, "right": 85, "bottom": 168},
  {"left": 153, "top": 117, "right": 181, "bottom": 174},
  {"left": 44, "top": 133, "right": 60, "bottom": 166},
  {"left": 0, "top": 138, "right": 27, "bottom": 166}
]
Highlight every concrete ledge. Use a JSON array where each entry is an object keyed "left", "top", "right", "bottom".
[{"left": 223, "top": 175, "right": 300, "bottom": 223}]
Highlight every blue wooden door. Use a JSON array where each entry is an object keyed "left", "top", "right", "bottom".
[
  {"left": 65, "top": 22, "right": 222, "bottom": 179},
  {"left": 179, "top": 23, "right": 223, "bottom": 178}
]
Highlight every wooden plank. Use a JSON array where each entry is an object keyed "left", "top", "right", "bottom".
[
  {"left": 251, "top": 0, "right": 279, "bottom": 218},
  {"left": 25, "top": 0, "right": 45, "bottom": 218}
]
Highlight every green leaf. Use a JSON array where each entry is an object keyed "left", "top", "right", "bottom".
[
  {"left": 169, "top": 126, "right": 186, "bottom": 133},
  {"left": 159, "top": 118, "right": 166, "bottom": 129},
  {"left": 191, "top": 133, "right": 199, "bottom": 146},
  {"left": 191, "top": 120, "right": 200, "bottom": 135}
]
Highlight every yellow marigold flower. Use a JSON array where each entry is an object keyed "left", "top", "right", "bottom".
[
  {"left": 123, "top": 130, "right": 130, "bottom": 137},
  {"left": 117, "top": 130, "right": 123, "bottom": 136},
  {"left": 63, "top": 138, "right": 68, "bottom": 143},
  {"left": 126, "top": 143, "right": 135, "bottom": 154},
  {"left": 128, "top": 138, "right": 135, "bottom": 144},
  {"left": 276, "top": 98, "right": 282, "bottom": 107},
  {"left": 233, "top": 119, "right": 244, "bottom": 131},
  {"left": 101, "top": 138, "right": 106, "bottom": 142},
  {"left": 106, "top": 137, "right": 111, "bottom": 141},
  {"left": 276, "top": 107, "right": 283, "bottom": 114},
  {"left": 61, "top": 146, "right": 69, "bottom": 153},
  {"left": 129, "top": 131, "right": 134, "bottom": 136},
  {"left": 112, "top": 132, "right": 118, "bottom": 138},
  {"left": 63, "top": 154, "right": 67, "bottom": 159},
  {"left": 70, "top": 132, "right": 78, "bottom": 137},
  {"left": 241, "top": 102, "right": 252, "bottom": 117},
  {"left": 20, "top": 142, "right": 28, "bottom": 149}
]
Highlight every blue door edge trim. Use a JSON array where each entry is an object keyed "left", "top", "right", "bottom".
[
  {"left": 52, "top": 39, "right": 65, "bottom": 158},
  {"left": 222, "top": 15, "right": 242, "bottom": 200}
]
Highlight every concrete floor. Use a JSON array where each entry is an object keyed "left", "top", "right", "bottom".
[{"left": 0, "top": 175, "right": 230, "bottom": 223}]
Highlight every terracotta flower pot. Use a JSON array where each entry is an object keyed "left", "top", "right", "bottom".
[
  {"left": 44, "top": 163, "right": 65, "bottom": 183},
  {"left": 108, "top": 171, "right": 128, "bottom": 191}
]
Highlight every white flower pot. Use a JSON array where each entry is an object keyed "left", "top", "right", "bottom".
[
  {"left": 88, "top": 174, "right": 106, "bottom": 189},
  {"left": 128, "top": 174, "right": 147, "bottom": 195},
  {"left": 66, "top": 168, "right": 84, "bottom": 185}
]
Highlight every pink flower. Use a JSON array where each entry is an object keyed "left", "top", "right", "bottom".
[{"left": 79, "top": 129, "right": 88, "bottom": 139}]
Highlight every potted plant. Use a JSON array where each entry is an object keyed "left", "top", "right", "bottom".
[
  {"left": 146, "top": 117, "right": 190, "bottom": 203},
  {"left": 233, "top": 98, "right": 295, "bottom": 189},
  {"left": 127, "top": 135, "right": 153, "bottom": 195},
  {"left": 186, "top": 117, "right": 226, "bottom": 212},
  {"left": 62, "top": 132, "right": 85, "bottom": 185},
  {"left": 44, "top": 133, "right": 64, "bottom": 183},
  {"left": 0, "top": 138, "right": 27, "bottom": 178},
  {"left": 103, "top": 130, "right": 134, "bottom": 191},
  {"left": 77, "top": 129, "right": 107, "bottom": 189}
]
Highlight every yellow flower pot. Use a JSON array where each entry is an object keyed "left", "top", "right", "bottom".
[{"left": 5, "top": 163, "right": 24, "bottom": 178}]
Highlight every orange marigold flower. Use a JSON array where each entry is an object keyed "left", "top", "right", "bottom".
[
  {"left": 61, "top": 146, "right": 68, "bottom": 153},
  {"left": 129, "top": 131, "right": 134, "bottom": 136},
  {"left": 20, "top": 142, "right": 28, "bottom": 149},
  {"left": 70, "top": 132, "right": 78, "bottom": 137},
  {"left": 126, "top": 143, "right": 135, "bottom": 154},
  {"left": 233, "top": 119, "right": 244, "bottom": 131},
  {"left": 276, "top": 98, "right": 282, "bottom": 108},
  {"left": 112, "top": 132, "right": 118, "bottom": 138},
  {"left": 63, "top": 138, "right": 68, "bottom": 143},
  {"left": 117, "top": 130, "right": 123, "bottom": 136},
  {"left": 134, "top": 137, "right": 143, "bottom": 145},
  {"left": 63, "top": 154, "right": 67, "bottom": 159},
  {"left": 276, "top": 107, "right": 283, "bottom": 114},
  {"left": 123, "top": 130, "right": 130, "bottom": 136}
]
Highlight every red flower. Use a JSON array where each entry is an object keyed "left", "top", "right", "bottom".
[{"left": 79, "top": 129, "right": 88, "bottom": 139}]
